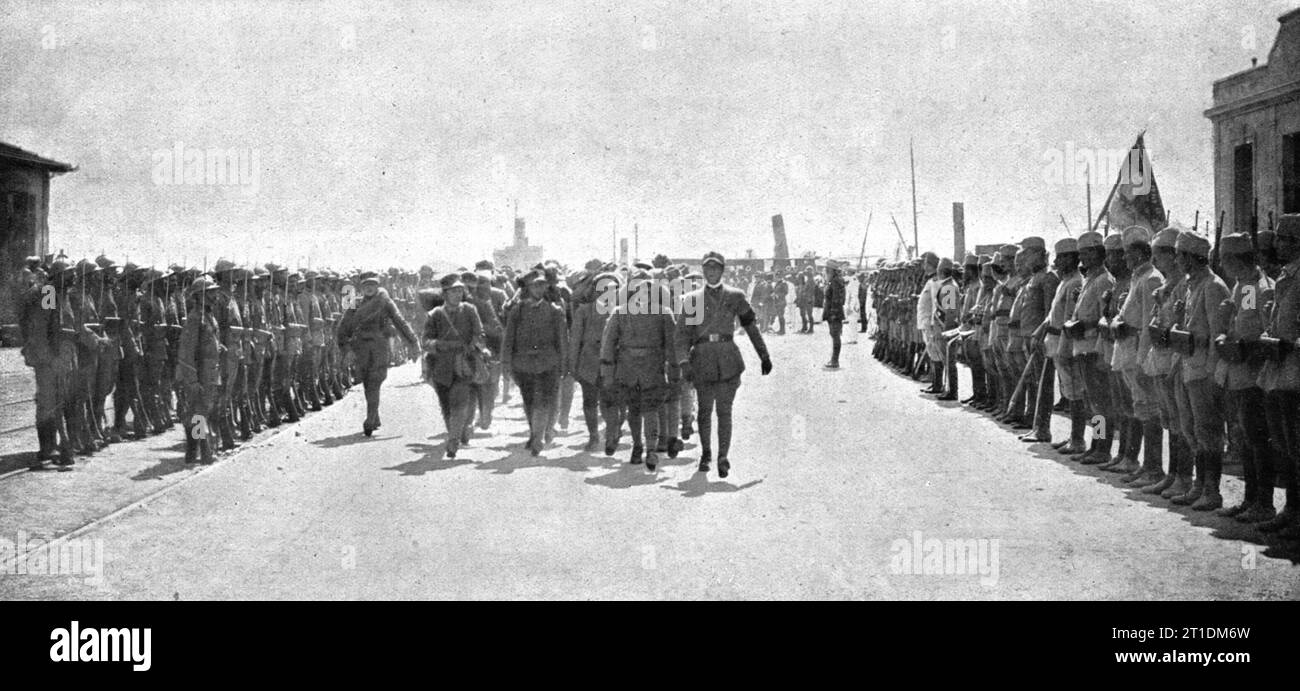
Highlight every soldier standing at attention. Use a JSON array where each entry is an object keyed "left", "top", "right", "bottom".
[
  {"left": 1168, "top": 232, "right": 1230, "bottom": 510},
  {"left": 502, "top": 269, "right": 568, "bottom": 455},
  {"left": 953, "top": 254, "right": 987, "bottom": 406},
  {"left": 928, "top": 258, "right": 961, "bottom": 400},
  {"left": 177, "top": 276, "right": 222, "bottom": 465},
  {"left": 1097, "top": 233, "right": 1137, "bottom": 473},
  {"left": 796, "top": 267, "right": 816, "bottom": 334},
  {"left": 1141, "top": 228, "right": 1194, "bottom": 500},
  {"left": 1044, "top": 240, "right": 1084, "bottom": 451},
  {"left": 1112, "top": 227, "right": 1167, "bottom": 484},
  {"left": 822, "top": 260, "right": 848, "bottom": 369},
  {"left": 600, "top": 268, "right": 678, "bottom": 470},
  {"left": 770, "top": 271, "right": 789, "bottom": 335},
  {"left": 676, "top": 251, "right": 772, "bottom": 478},
  {"left": 1257, "top": 214, "right": 1300, "bottom": 535},
  {"left": 337, "top": 272, "right": 418, "bottom": 437},
  {"left": 1214, "top": 233, "right": 1276, "bottom": 521},
  {"left": 1062, "top": 232, "right": 1114, "bottom": 463},
  {"left": 19, "top": 260, "right": 76, "bottom": 468}
]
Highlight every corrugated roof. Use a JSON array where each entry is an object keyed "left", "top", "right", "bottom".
[{"left": 0, "top": 141, "right": 76, "bottom": 173}]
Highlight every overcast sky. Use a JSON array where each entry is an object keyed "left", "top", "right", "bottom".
[{"left": 2, "top": 0, "right": 1293, "bottom": 269}]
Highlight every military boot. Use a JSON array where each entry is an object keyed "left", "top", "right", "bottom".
[
  {"left": 1060, "top": 400, "right": 1088, "bottom": 455},
  {"left": 1235, "top": 490, "right": 1277, "bottom": 523},
  {"left": 237, "top": 403, "right": 253, "bottom": 441},
  {"left": 1127, "top": 421, "right": 1165, "bottom": 486},
  {"left": 1192, "top": 456, "right": 1223, "bottom": 511},
  {"left": 1170, "top": 453, "right": 1205, "bottom": 505},
  {"left": 1257, "top": 487, "right": 1299, "bottom": 533}
]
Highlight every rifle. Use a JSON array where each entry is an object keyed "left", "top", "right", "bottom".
[{"left": 1211, "top": 210, "right": 1225, "bottom": 275}]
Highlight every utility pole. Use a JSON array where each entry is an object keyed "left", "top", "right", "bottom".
[{"left": 910, "top": 138, "right": 919, "bottom": 254}]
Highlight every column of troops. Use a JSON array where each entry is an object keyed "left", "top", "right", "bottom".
[
  {"left": 16, "top": 250, "right": 773, "bottom": 480},
  {"left": 15, "top": 255, "right": 437, "bottom": 468},
  {"left": 870, "top": 214, "right": 1300, "bottom": 538}
]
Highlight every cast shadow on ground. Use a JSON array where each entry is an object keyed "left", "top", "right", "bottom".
[
  {"left": 584, "top": 464, "right": 669, "bottom": 489},
  {"left": 1023, "top": 441, "right": 1300, "bottom": 564},
  {"left": 382, "top": 442, "right": 475, "bottom": 476},
  {"left": 660, "top": 473, "right": 763, "bottom": 498},
  {"left": 311, "top": 432, "right": 401, "bottom": 449},
  {"left": 131, "top": 455, "right": 194, "bottom": 482}
]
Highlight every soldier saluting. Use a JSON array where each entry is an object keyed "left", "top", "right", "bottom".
[{"left": 676, "top": 251, "right": 772, "bottom": 478}]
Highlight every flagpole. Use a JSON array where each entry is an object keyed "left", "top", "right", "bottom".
[{"left": 1092, "top": 130, "right": 1147, "bottom": 234}]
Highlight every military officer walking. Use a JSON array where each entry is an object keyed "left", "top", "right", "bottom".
[{"left": 676, "top": 251, "right": 773, "bottom": 478}]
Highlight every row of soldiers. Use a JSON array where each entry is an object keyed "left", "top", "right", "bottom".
[
  {"left": 15, "top": 255, "right": 451, "bottom": 468},
  {"left": 871, "top": 215, "right": 1300, "bottom": 538}
]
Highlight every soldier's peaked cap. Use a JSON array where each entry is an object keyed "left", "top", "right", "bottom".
[
  {"left": 439, "top": 273, "right": 464, "bottom": 291},
  {"left": 1075, "top": 232, "right": 1104, "bottom": 250},
  {"left": 1021, "top": 236, "right": 1046, "bottom": 250},
  {"left": 938, "top": 257, "right": 954, "bottom": 271},
  {"left": 702, "top": 251, "right": 725, "bottom": 267},
  {"left": 358, "top": 271, "right": 380, "bottom": 286},
  {"left": 998, "top": 244, "right": 1019, "bottom": 257},
  {"left": 1054, "top": 237, "right": 1078, "bottom": 254},
  {"left": 474, "top": 260, "right": 494, "bottom": 271},
  {"left": 1103, "top": 233, "right": 1124, "bottom": 251}
]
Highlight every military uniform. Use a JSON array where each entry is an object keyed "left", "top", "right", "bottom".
[
  {"left": 600, "top": 270, "right": 678, "bottom": 469},
  {"left": 339, "top": 274, "right": 418, "bottom": 436},
  {"left": 502, "top": 271, "right": 568, "bottom": 454},
  {"left": 18, "top": 267, "right": 75, "bottom": 466},
  {"left": 176, "top": 277, "right": 222, "bottom": 464},
  {"left": 1213, "top": 233, "right": 1276, "bottom": 520},
  {"left": 675, "top": 252, "right": 772, "bottom": 477}
]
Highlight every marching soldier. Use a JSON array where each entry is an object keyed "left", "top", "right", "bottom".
[
  {"left": 338, "top": 271, "right": 419, "bottom": 437},
  {"left": 600, "top": 268, "right": 678, "bottom": 470},
  {"left": 676, "top": 251, "right": 773, "bottom": 478},
  {"left": 569, "top": 271, "right": 623, "bottom": 453},
  {"left": 501, "top": 269, "right": 568, "bottom": 455}
]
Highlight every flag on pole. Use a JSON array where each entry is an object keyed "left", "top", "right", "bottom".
[{"left": 1097, "top": 133, "right": 1167, "bottom": 234}]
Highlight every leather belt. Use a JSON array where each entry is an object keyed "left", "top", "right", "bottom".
[{"left": 696, "top": 333, "right": 733, "bottom": 344}]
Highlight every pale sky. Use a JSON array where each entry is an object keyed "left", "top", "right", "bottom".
[{"left": 2, "top": 0, "right": 1294, "bottom": 269}]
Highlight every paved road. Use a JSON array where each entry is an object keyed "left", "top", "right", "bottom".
[{"left": 2, "top": 329, "right": 1298, "bottom": 600}]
